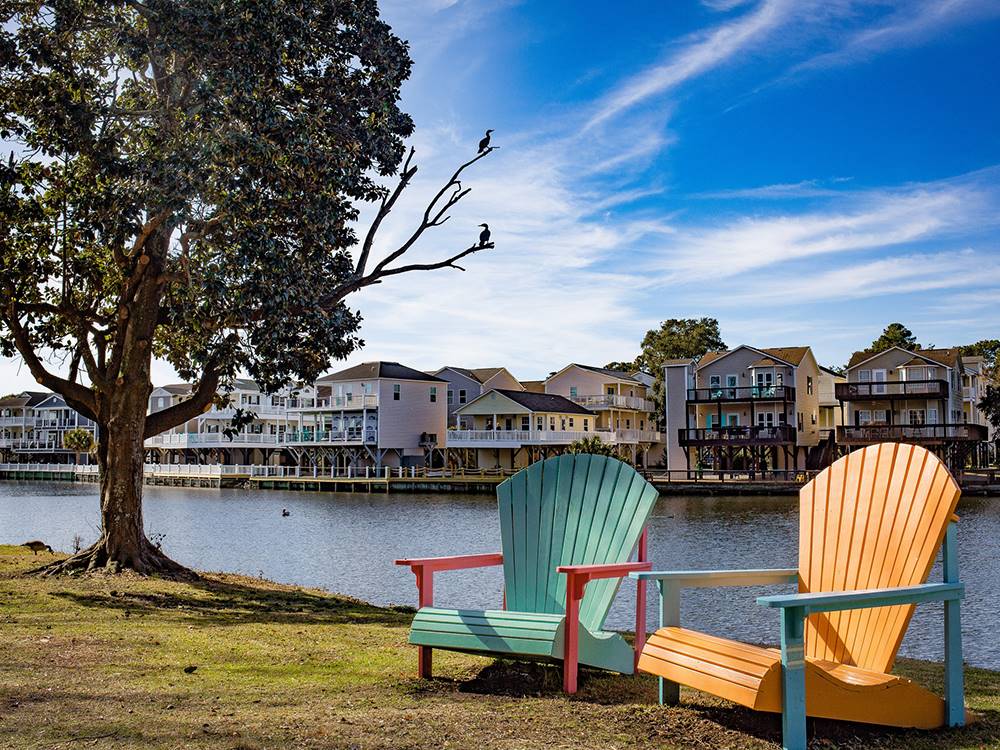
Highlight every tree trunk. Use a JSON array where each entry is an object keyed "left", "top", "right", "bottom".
[
  {"left": 35, "top": 233, "right": 195, "bottom": 579},
  {"left": 35, "top": 415, "right": 195, "bottom": 578}
]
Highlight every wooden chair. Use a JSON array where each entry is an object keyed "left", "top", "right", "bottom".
[
  {"left": 631, "top": 443, "right": 967, "bottom": 750},
  {"left": 396, "top": 454, "right": 659, "bottom": 693}
]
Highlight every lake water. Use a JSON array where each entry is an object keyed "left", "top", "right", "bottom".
[{"left": 2, "top": 481, "right": 998, "bottom": 669}]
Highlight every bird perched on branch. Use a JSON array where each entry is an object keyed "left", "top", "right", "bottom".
[
  {"left": 479, "top": 223, "right": 491, "bottom": 246},
  {"left": 478, "top": 129, "right": 494, "bottom": 153}
]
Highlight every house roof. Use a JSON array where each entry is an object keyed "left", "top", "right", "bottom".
[
  {"left": 699, "top": 345, "right": 808, "bottom": 369},
  {"left": 747, "top": 357, "right": 780, "bottom": 368},
  {"left": 460, "top": 388, "right": 593, "bottom": 415},
  {"left": 0, "top": 390, "right": 49, "bottom": 408},
  {"left": 819, "top": 366, "right": 845, "bottom": 378},
  {"left": 519, "top": 380, "right": 546, "bottom": 393},
  {"left": 437, "top": 366, "right": 512, "bottom": 385},
  {"left": 317, "top": 361, "right": 447, "bottom": 383},
  {"left": 562, "top": 363, "right": 640, "bottom": 383},
  {"left": 847, "top": 347, "right": 963, "bottom": 370},
  {"left": 662, "top": 358, "right": 696, "bottom": 367},
  {"left": 159, "top": 383, "right": 193, "bottom": 396}
]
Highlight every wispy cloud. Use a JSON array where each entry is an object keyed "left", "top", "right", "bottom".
[
  {"left": 649, "top": 173, "right": 999, "bottom": 281},
  {"left": 691, "top": 178, "right": 854, "bottom": 200}
]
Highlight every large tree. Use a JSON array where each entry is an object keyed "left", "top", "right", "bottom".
[
  {"left": 0, "top": 0, "right": 496, "bottom": 576},
  {"left": 868, "top": 323, "right": 920, "bottom": 354},
  {"left": 608, "top": 318, "right": 725, "bottom": 424}
]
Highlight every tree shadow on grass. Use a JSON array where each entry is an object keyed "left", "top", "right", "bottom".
[{"left": 50, "top": 575, "right": 413, "bottom": 628}]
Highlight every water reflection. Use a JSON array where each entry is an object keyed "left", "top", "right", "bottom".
[{"left": 1, "top": 482, "right": 997, "bottom": 669}]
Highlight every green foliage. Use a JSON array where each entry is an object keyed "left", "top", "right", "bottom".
[
  {"left": 868, "top": 323, "right": 920, "bottom": 354},
  {"left": 979, "top": 385, "right": 1000, "bottom": 432},
  {"left": 566, "top": 436, "right": 620, "bottom": 458},
  {"left": 962, "top": 340, "right": 1000, "bottom": 380},
  {"left": 613, "top": 318, "right": 726, "bottom": 424},
  {"left": 62, "top": 427, "right": 95, "bottom": 453}
]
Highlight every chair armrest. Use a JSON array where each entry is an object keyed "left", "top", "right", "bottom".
[
  {"left": 395, "top": 553, "right": 503, "bottom": 572},
  {"left": 757, "top": 582, "right": 964, "bottom": 614},
  {"left": 629, "top": 568, "right": 798, "bottom": 588},
  {"left": 559, "top": 562, "right": 652, "bottom": 600}
]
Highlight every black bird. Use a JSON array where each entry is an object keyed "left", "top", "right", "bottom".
[
  {"left": 478, "top": 129, "right": 494, "bottom": 153},
  {"left": 281, "top": 508, "right": 290, "bottom": 517},
  {"left": 479, "top": 223, "right": 491, "bottom": 246}
]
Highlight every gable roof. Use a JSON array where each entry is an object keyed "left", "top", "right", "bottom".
[
  {"left": 459, "top": 388, "right": 593, "bottom": 415},
  {"left": 318, "top": 361, "right": 447, "bottom": 383},
  {"left": 436, "top": 366, "right": 517, "bottom": 386},
  {"left": 519, "top": 379, "right": 546, "bottom": 393},
  {"left": 548, "top": 363, "right": 640, "bottom": 384},
  {"left": 847, "top": 347, "right": 962, "bottom": 370},
  {"left": 159, "top": 383, "right": 193, "bottom": 396},
  {"left": 698, "top": 345, "right": 808, "bottom": 370},
  {"left": 0, "top": 391, "right": 50, "bottom": 408}
]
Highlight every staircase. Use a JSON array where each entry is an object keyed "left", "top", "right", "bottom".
[{"left": 807, "top": 431, "right": 837, "bottom": 470}]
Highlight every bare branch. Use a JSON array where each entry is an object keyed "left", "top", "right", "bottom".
[
  {"left": 370, "top": 242, "right": 494, "bottom": 279},
  {"left": 355, "top": 146, "right": 417, "bottom": 277}
]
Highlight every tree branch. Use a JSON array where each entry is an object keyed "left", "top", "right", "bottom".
[
  {"left": 355, "top": 147, "right": 417, "bottom": 277},
  {"left": 2, "top": 307, "right": 98, "bottom": 420},
  {"left": 143, "top": 365, "right": 220, "bottom": 438}
]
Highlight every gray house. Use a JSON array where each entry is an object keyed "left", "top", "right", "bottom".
[{"left": 432, "top": 367, "right": 524, "bottom": 427}]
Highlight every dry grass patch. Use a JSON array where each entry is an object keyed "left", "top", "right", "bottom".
[{"left": 1, "top": 544, "right": 999, "bottom": 749}]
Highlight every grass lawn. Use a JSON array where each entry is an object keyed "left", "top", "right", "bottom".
[{"left": 1, "top": 545, "right": 999, "bottom": 750}]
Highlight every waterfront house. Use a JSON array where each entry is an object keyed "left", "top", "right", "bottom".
[
  {"left": 818, "top": 366, "right": 846, "bottom": 439},
  {"left": 449, "top": 389, "right": 598, "bottom": 470},
  {"left": 432, "top": 366, "right": 523, "bottom": 427},
  {"left": 146, "top": 380, "right": 293, "bottom": 466},
  {"left": 543, "top": 364, "right": 661, "bottom": 465},
  {"left": 287, "top": 361, "right": 448, "bottom": 471},
  {"left": 0, "top": 391, "right": 97, "bottom": 463},
  {"left": 662, "top": 346, "right": 823, "bottom": 472},
  {"left": 836, "top": 346, "right": 988, "bottom": 468}
]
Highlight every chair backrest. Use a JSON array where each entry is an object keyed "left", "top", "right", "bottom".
[
  {"left": 799, "top": 443, "right": 961, "bottom": 672},
  {"left": 496, "top": 454, "right": 659, "bottom": 632}
]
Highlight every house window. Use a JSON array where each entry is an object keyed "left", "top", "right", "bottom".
[
  {"left": 807, "top": 376, "right": 813, "bottom": 395},
  {"left": 625, "top": 419, "right": 631, "bottom": 429},
  {"left": 709, "top": 375, "right": 722, "bottom": 398},
  {"left": 797, "top": 412, "right": 804, "bottom": 432},
  {"left": 606, "top": 386, "right": 615, "bottom": 395},
  {"left": 726, "top": 374, "right": 737, "bottom": 398},
  {"left": 550, "top": 416, "right": 556, "bottom": 431},
  {"left": 459, "top": 389, "right": 467, "bottom": 404},
  {"left": 858, "top": 410, "right": 871, "bottom": 426},
  {"left": 569, "top": 386, "right": 578, "bottom": 398},
  {"left": 811, "top": 412, "right": 817, "bottom": 425},
  {"left": 583, "top": 419, "right": 589, "bottom": 431},
  {"left": 536, "top": 416, "right": 544, "bottom": 431},
  {"left": 873, "top": 410, "right": 888, "bottom": 424},
  {"left": 569, "top": 418, "right": 575, "bottom": 428},
  {"left": 430, "top": 387, "right": 437, "bottom": 403},
  {"left": 521, "top": 416, "right": 530, "bottom": 430},
  {"left": 393, "top": 384, "right": 400, "bottom": 401},
  {"left": 908, "top": 409, "right": 926, "bottom": 425},
  {"left": 447, "top": 389, "right": 454, "bottom": 405}
]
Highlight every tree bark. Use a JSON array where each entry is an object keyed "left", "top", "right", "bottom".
[{"left": 34, "top": 234, "right": 195, "bottom": 579}]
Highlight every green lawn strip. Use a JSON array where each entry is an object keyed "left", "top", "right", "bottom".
[{"left": 1, "top": 544, "right": 998, "bottom": 749}]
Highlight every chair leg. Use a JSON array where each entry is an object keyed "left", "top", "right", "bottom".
[
  {"left": 564, "top": 588, "right": 580, "bottom": 694},
  {"left": 418, "top": 646, "right": 432, "bottom": 679},
  {"left": 780, "top": 607, "right": 807, "bottom": 750}
]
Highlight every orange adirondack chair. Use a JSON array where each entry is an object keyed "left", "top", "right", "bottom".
[{"left": 632, "top": 443, "right": 967, "bottom": 750}]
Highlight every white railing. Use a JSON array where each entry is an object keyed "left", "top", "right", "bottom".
[
  {"left": 145, "top": 433, "right": 283, "bottom": 447},
  {"left": 287, "top": 395, "right": 379, "bottom": 410},
  {"left": 570, "top": 394, "right": 656, "bottom": 412},
  {"left": 0, "top": 417, "right": 28, "bottom": 426},
  {"left": 3, "top": 440, "right": 71, "bottom": 451},
  {"left": 447, "top": 430, "right": 614, "bottom": 445},
  {"left": 0, "top": 463, "right": 81, "bottom": 472},
  {"left": 284, "top": 429, "right": 378, "bottom": 444}
]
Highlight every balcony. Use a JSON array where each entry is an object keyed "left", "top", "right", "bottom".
[
  {"left": 835, "top": 380, "right": 948, "bottom": 401},
  {"left": 447, "top": 429, "right": 612, "bottom": 448},
  {"left": 678, "top": 425, "right": 797, "bottom": 446},
  {"left": 686, "top": 385, "right": 796, "bottom": 403},
  {"left": 570, "top": 394, "right": 655, "bottom": 411},
  {"left": 287, "top": 395, "right": 379, "bottom": 410},
  {"left": 146, "top": 433, "right": 283, "bottom": 448},
  {"left": 284, "top": 429, "right": 377, "bottom": 445},
  {"left": 837, "top": 423, "right": 988, "bottom": 445}
]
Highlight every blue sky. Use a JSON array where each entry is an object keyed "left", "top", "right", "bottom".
[{"left": 3, "top": 0, "right": 1000, "bottom": 390}]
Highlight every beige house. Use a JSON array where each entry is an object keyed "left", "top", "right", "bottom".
[
  {"left": 663, "top": 346, "right": 823, "bottom": 472},
  {"left": 818, "top": 366, "right": 846, "bottom": 438},
  {"left": 449, "top": 389, "right": 598, "bottom": 470},
  {"left": 837, "top": 347, "right": 987, "bottom": 467},
  {"left": 433, "top": 366, "right": 523, "bottom": 427},
  {"left": 543, "top": 364, "right": 661, "bottom": 464}
]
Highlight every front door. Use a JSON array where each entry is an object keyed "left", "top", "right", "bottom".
[{"left": 755, "top": 371, "right": 774, "bottom": 397}]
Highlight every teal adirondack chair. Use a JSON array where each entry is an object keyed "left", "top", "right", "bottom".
[{"left": 396, "top": 454, "right": 659, "bottom": 693}]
